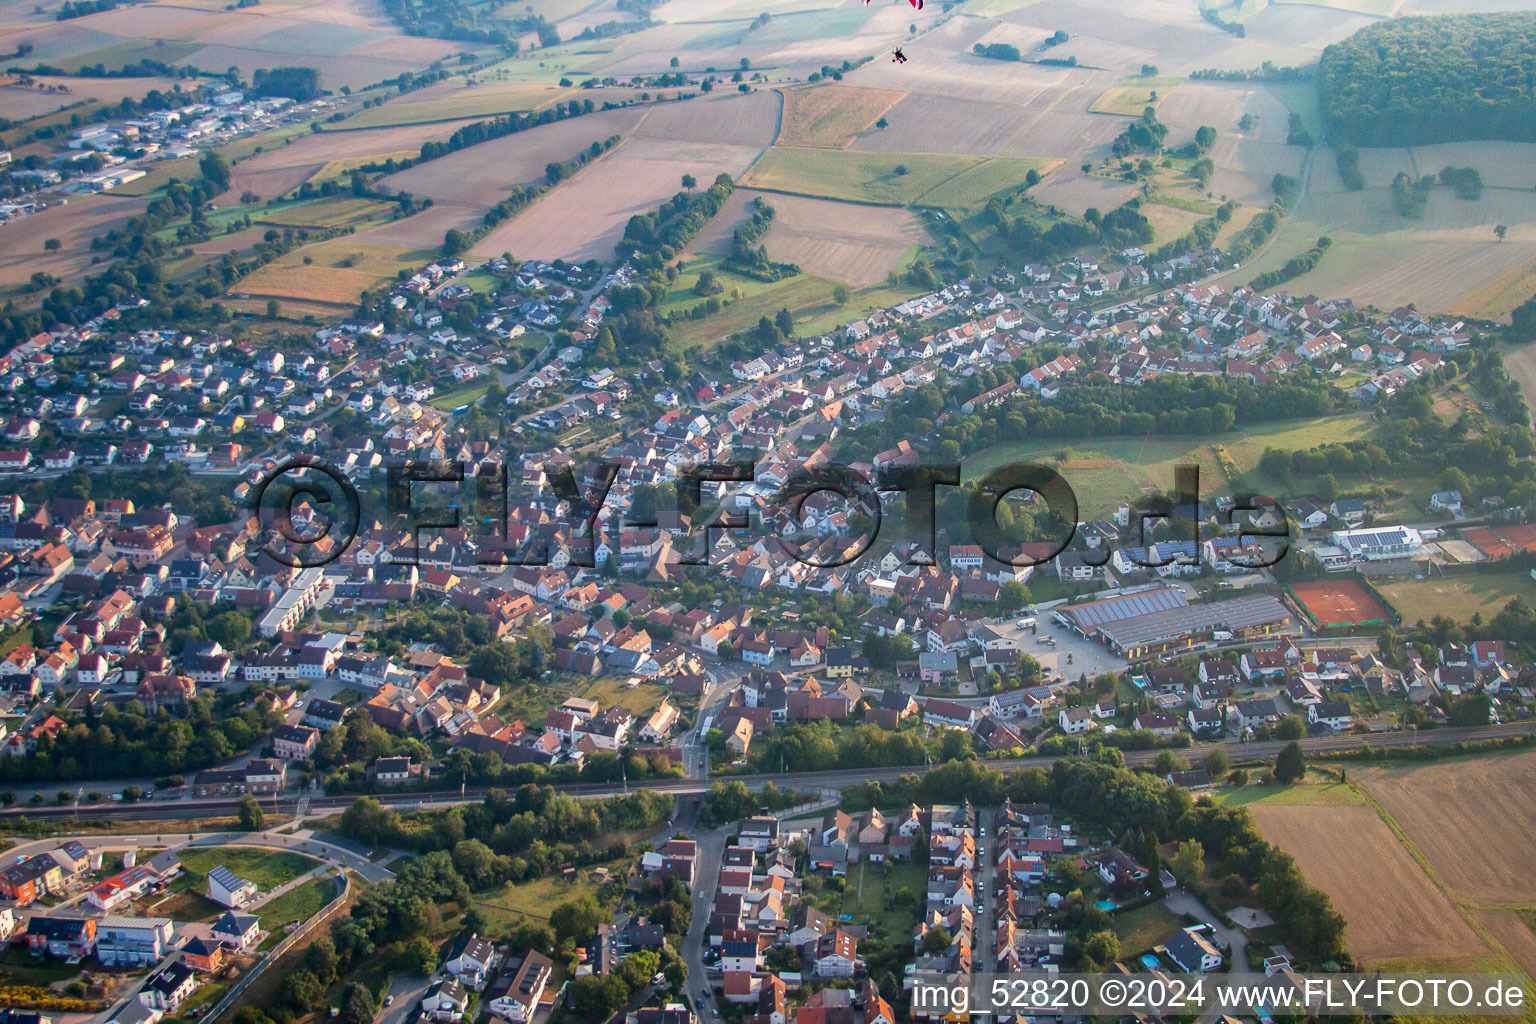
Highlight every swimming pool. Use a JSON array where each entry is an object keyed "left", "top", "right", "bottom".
[
  {"left": 1141, "top": 954, "right": 1163, "bottom": 970},
  {"left": 1096, "top": 899, "right": 1116, "bottom": 911}
]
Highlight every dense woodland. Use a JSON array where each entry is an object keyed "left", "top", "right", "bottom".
[{"left": 1319, "top": 13, "right": 1536, "bottom": 145}]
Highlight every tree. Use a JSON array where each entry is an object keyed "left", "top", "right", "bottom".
[
  {"left": 1273, "top": 740, "right": 1305, "bottom": 783},
  {"left": 395, "top": 935, "right": 438, "bottom": 976},
  {"left": 281, "top": 970, "right": 324, "bottom": 1013},
  {"left": 238, "top": 793, "right": 265, "bottom": 831},
  {"left": 1195, "top": 125, "right": 1217, "bottom": 150},
  {"left": 550, "top": 895, "right": 604, "bottom": 944},
  {"left": 1496, "top": 224, "right": 1508, "bottom": 241},
  {"left": 305, "top": 936, "right": 338, "bottom": 985},
  {"left": 681, "top": 173, "right": 696, "bottom": 190},
  {"left": 207, "top": 611, "right": 251, "bottom": 649},
  {"left": 122, "top": 786, "right": 142, "bottom": 803},
  {"left": 1170, "top": 838, "right": 1205, "bottom": 887},
  {"left": 43, "top": 238, "right": 60, "bottom": 251},
  {"left": 670, "top": 56, "right": 680, "bottom": 67},
  {"left": 266, "top": 299, "right": 281, "bottom": 318},
  {"left": 1449, "top": 693, "right": 1491, "bottom": 726},
  {"left": 920, "top": 927, "right": 951, "bottom": 954},
  {"left": 1202, "top": 747, "right": 1230, "bottom": 777},
  {"left": 1273, "top": 714, "right": 1306, "bottom": 740},
  {"left": 998, "top": 581, "right": 1032, "bottom": 614},
  {"left": 876, "top": 116, "right": 888, "bottom": 129},
  {"left": 338, "top": 983, "right": 376, "bottom": 1024},
  {"left": 1081, "top": 931, "right": 1121, "bottom": 970},
  {"left": 831, "top": 284, "right": 850, "bottom": 305}
]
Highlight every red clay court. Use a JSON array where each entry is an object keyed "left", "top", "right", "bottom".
[
  {"left": 1462, "top": 524, "right": 1536, "bottom": 560},
  {"left": 1290, "top": 579, "right": 1390, "bottom": 628}
]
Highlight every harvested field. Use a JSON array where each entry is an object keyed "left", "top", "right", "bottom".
[
  {"left": 754, "top": 191, "right": 930, "bottom": 287},
  {"left": 1089, "top": 75, "right": 1183, "bottom": 116},
  {"left": 1156, "top": 81, "right": 1294, "bottom": 145},
  {"left": 631, "top": 91, "right": 781, "bottom": 148},
  {"left": 470, "top": 137, "right": 760, "bottom": 262},
  {"left": 1356, "top": 751, "right": 1536, "bottom": 905},
  {"left": 680, "top": 191, "right": 754, "bottom": 258},
  {"left": 0, "top": 194, "right": 145, "bottom": 294},
  {"left": 776, "top": 84, "right": 906, "bottom": 149},
  {"left": 1205, "top": 137, "right": 1305, "bottom": 206},
  {"left": 1215, "top": 186, "right": 1536, "bottom": 314},
  {"left": 1477, "top": 909, "right": 1536, "bottom": 982},
  {"left": 376, "top": 107, "right": 646, "bottom": 207},
  {"left": 228, "top": 119, "right": 484, "bottom": 201},
  {"left": 1249, "top": 803, "right": 1482, "bottom": 964},
  {"left": 1140, "top": 202, "right": 1204, "bottom": 245},
  {"left": 1454, "top": 255, "right": 1536, "bottom": 323},
  {"left": 1026, "top": 164, "right": 1140, "bottom": 217},
  {"left": 1502, "top": 343, "right": 1536, "bottom": 429},
  {"left": 235, "top": 238, "right": 430, "bottom": 306},
  {"left": 1289, "top": 579, "right": 1389, "bottom": 627}
]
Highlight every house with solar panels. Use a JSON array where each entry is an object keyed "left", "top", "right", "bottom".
[
  {"left": 1055, "top": 586, "right": 1290, "bottom": 660},
  {"left": 206, "top": 866, "right": 257, "bottom": 908},
  {"left": 1330, "top": 526, "right": 1423, "bottom": 562}
]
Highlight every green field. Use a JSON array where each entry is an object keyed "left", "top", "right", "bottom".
[
  {"left": 962, "top": 414, "right": 1377, "bottom": 517},
  {"left": 1111, "top": 901, "right": 1183, "bottom": 954},
  {"left": 53, "top": 39, "right": 200, "bottom": 74},
  {"left": 1218, "top": 773, "right": 1369, "bottom": 807},
  {"left": 177, "top": 846, "right": 318, "bottom": 890},
  {"left": 335, "top": 84, "right": 572, "bottom": 130},
  {"left": 429, "top": 381, "right": 494, "bottom": 411},
  {"left": 742, "top": 148, "right": 985, "bottom": 207},
  {"left": 1378, "top": 569, "right": 1534, "bottom": 626},
  {"left": 916, "top": 158, "right": 1062, "bottom": 211},
  {"left": 1089, "top": 76, "right": 1184, "bottom": 116}
]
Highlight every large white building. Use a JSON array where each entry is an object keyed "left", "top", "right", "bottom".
[{"left": 1329, "top": 526, "right": 1423, "bottom": 561}]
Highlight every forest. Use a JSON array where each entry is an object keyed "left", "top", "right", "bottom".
[{"left": 1319, "top": 13, "right": 1536, "bottom": 146}]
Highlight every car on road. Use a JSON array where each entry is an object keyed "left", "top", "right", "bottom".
[{"left": 384, "top": 997, "right": 394, "bottom": 1007}]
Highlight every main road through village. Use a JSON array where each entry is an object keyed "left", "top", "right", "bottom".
[{"left": 0, "top": 723, "right": 1528, "bottom": 825}]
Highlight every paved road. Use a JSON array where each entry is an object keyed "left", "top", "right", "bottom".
[{"left": 2, "top": 723, "right": 1530, "bottom": 826}]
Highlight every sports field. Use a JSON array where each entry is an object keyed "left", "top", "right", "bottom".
[
  {"left": 1461, "top": 524, "right": 1536, "bottom": 560},
  {"left": 1377, "top": 569, "right": 1534, "bottom": 626},
  {"left": 1289, "top": 579, "right": 1390, "bottom": 628}
]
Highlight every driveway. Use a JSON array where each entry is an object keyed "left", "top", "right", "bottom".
[{"left": 379, "top": 973, "right": 432, "bottom": 1024}]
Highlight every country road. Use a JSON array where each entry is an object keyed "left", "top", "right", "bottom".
[{"left": 1, "top": 722, "right": 1528, "bottom": 827}]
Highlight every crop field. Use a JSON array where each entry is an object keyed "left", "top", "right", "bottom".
[
  {"left": 1088, "top": 75, "right": 1184, "bottom": 116},
  {"left": 1218, "top": 185, "right": 1536, "bottom": 316},
  {"left": 1249, "top": 804, "right": 1483, "bottom": 964},
  {"left": 0, "top": 194, "right": 147, "bottom": 295},
  {"left": 1378, "top": 569, "right": 1534, "bottom": 627},
  {"left": 376, "top": 106, "right": 646, "bottom": 208},
  {"left": 253, "top": 196, "right": 393, "bottom": 229},
  {"left": 755, "top": 191, "right": 929, "bottom": 286},
  {"left": 632, "top": 90, "right": 781, "bottom": 148},
  {"left": 1156, "top": 82, "right": 1295, "bottom": 145},
  {"left": 228, "top": 120, "right": 485, "bottom": 201},
  {"left": 776, "top": 83, "right": 908, "bottom": 148},
  {"left": 470, "top": 137, "right": 761, "bottom": 262},
  {"left": 1272, "top": 0, "right": 1404, "bottom": 15},
  {"left": 235, "top": 238, "right": 432, "bottom": 308},
  {"left": 338, "top": 82, "right": 574, "bottom": 130},
  {"left": 1501, "top": 344, "right": 1536, "bottom": 429},
  {"left": 1356, "top": 751, "right": 1536, "bottom": 905},
  {"left": 743, "top": 147, "right": 985, "bottom": 206},
  {"left": 1476, "top": 909, "right": 1536, "bottom": 982},
  {"left": 962, "top": 414, "right": 1374, "bottom": 517}
]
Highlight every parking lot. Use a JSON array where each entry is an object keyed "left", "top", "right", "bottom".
[{"left": 986, "top": 613, "right": 1128, "bottom": 682}]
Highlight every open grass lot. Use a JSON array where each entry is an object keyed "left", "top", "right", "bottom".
[
  {"left": 962, "top": 414, "right": 1376, "bottom": 517},
  {"left": 1111, "top": 901, "right": 1182, "bottom": 954},
  {"left": 578, "top": 675, "right": 671, "bottom": 718},
  {"left": 1250, "top": 803, "right": 1483, "bottom": 964},
  {"left": 1377, "top": 569, "right": 1533, "bottom": 627},
  {"left": 1217, "top": 771, "right": 1369, "bottom": 807},
  {"left": 472, "top": 862, "right": 619, "bottom": 931},
  {"left": 429, "top": 382, "right": 493, "bottom": 411},
  {"left": 256, "top": 875, "right": 338, "bottom": 944},
  {"left": 665, "top": 269, "right": 846, "bottom": 351},
  {"left": 253, "top": 196, "right": 393, "bottom": 229},
  {"left": 776, "top": 83, "right": 908, "bottom": 149},
  {"left": 1356, "top": 751, "right": 1536, "bottom": 906},
  {"left": 178, "top": 846, "right": 318, "bottom": 890},
  {"left": 1089, "top": 75, "right": 1183, "bottom": 116},
  {"left": 744, "top": 148, "right": 992, "bottom": 206}
]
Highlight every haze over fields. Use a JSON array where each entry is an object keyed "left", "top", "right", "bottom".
[{"left": 9, "top": 0, "right": 1536, "bottom": 319}]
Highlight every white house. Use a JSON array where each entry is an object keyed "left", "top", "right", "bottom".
[{"left": 206, "top": 866, "right": 257, "bottom": 908}]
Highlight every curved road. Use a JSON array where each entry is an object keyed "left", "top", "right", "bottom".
[{"left": 1, "top": 722, "right": 1528, "bottom": 826}]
